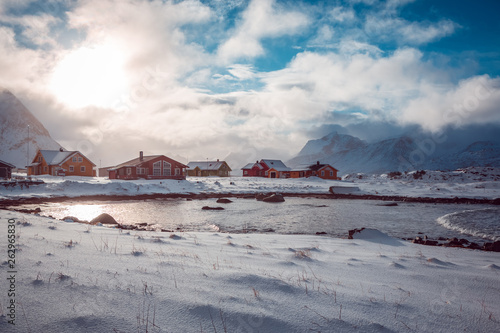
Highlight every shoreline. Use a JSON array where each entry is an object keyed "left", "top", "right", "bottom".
[
  {"left": 2, "top": 191, "right": 499, "bottom": 253},
  {"left": 1, "top": 191, "right": 499, "bottom": 207}
]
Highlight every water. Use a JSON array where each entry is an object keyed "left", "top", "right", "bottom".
[{"left": 22, "top": 197, "right": 500, "bottom": 243}]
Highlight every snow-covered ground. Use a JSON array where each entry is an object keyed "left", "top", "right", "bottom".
[
  {"left": 1, "top": 210, "right": 499, "bottom": 332},
  {"left": 1, "top": 166, "right": 499, "bottom": 201}
]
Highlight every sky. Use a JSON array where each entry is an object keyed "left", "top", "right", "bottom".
[{"left": 0, "top": 0, "right": 499, "bottom": 169}]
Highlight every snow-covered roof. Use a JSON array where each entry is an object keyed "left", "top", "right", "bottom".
[
  {"left": 109, "top": 155, "right": 188, "bottom": 171},
  {"left": 261, "top": 159, "right": 290, "bottom": 171},
  {"left": 241, "top": 163, "right": 257, "bottom": 170},
  {"left": 40, "top": 150, "right": 76, "bottom": 165},
  {"left": 38, "top": 150, "right": 96, "bottom": 167},
  {"left": 0, "top": 159, "right": 16, "bottom": 168},
  {"left": 187, "top": 161, "right": 231, "bottom": 171}
]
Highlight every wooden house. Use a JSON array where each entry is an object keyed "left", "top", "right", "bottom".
[
  {"left": 290, "top": 161, "right": 340, "bottom": 180},
  {"left": 27, "top": 149, "right": 96, "bottom": 177},
  {"left": 108, "top": 152, "right": 187, "bottom": 180},
  {"left": 0, "top": 160, "right": 15, "bottom": 179},
  {"left": 241, "top": 159, "right": 291, "bottom": 178},
  {"left": 186, "top": 160, "right": 232, "bottom": 177}
]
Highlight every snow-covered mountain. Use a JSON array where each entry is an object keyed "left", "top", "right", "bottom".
[
  {"left": 288, "top": 131, "right": 500, "bottom": 175},
  {"left": 0, "top": 89, "right": 62, "bottom": 168}
]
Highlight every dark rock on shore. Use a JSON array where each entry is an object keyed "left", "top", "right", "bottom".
[
  {"left": 483, "top": 241, "right": 500, "bottom": 252},
  {"left": 263, "top": 193, "right": 285, "bottom": 203},
  {"left": 202, "top": 206, "right": 224, "bottom": 210},
  {"left": 348, "top": 228, "right": 365, "bottom": 239},
  {"left": 62, "top": 216, "right": 82, "bottom": 223},
  {"left": 376, "top": 202, "right": 398, "bottom": 207},
  {"left": 90, "top": 213, "right": 118, "bottom": 225},
  {"left": 216, "top": 198, "right": 233, "bottom": 204}
]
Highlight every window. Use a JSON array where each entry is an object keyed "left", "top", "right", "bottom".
[
  {"left": 81, "top": 166, "right": 86, "bottom": 172},
  {"left": 244, "top": 170, "right": 248, "bottom": 175},
  {"left": 321, "top": 170, "right": 325, "bottom": 177},
  {"left": 72, "top": 156, "right": 77, "bottom": 162},
  {"left": 153, "top": 161, "right": 161, "bottom": 176},
  {"left": 175, "top": 168, "right": 180, "bottom": 175},
  {"left": 78, "top": 157, "right": 83, "bottom": 163},
  {"left": 137, "top": 167, "right": 145, "bottom": 175},
  {"left": 38, "top": 156, "right": 42, "bottom": 162},
  {"left": 69, "top": 165, "right": 74, "bottom": 172},
  {"left": 163, "top": 161, "right": 171, "bottom": 176},
  {"left": 44, "top": 166, "right": 48, "bottom": 172},
  {"left": 126, "top": 168, "right": 131, "bottom": 175},
  {"left": 330, "top": 171, "right": 333, "bottom": 177}
]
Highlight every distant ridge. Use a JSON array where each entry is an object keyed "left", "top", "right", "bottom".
[
  {"left": 288, "top": 131, "right": 500, "bottom": 175},
  {"left": 0, "top": 89, "right": 62, "bottom": 168}
]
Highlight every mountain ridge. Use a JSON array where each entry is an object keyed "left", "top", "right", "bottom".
[
  {"left": 0, "top": 89, "right": 62, "bottom": 168},
  {"left": 288, "top": 131, "right": 500, "bottom": 175}
]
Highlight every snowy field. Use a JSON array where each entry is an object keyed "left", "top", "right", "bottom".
[
  {"left": 1, "top": 210, "right": 499, "bottom": 332},
  {"left": 1, "top": 167, "right": 500, "bottom": 201}
]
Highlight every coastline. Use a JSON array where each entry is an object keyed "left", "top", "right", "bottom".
[{"left": 2, "top": 190, "right": 500, "bottom": 207}]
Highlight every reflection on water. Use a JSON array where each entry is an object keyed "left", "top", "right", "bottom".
[{"left": 25, "top": 197, "right": 496, "bottom": 242}]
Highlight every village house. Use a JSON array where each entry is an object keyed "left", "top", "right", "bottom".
[
  {"left": 0, "top": 159, "right": 15, "bottom": 179},
  {"left": 27, "top": 149, "right": 96, "bottom": 177},
  {"left": 186, "top": 160, "right": 232, "bottom": 177},
  {"left": 107, "top": 151, "right": 187, "bottom": 180},
  {"left": 290, "top": 161, "right": 340, "bottom": 180},
  {"left": 241, "top": 159, "right": 291, "bottom": 178}
]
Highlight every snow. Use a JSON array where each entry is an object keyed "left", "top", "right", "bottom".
[
  {"left": 1, "top": 166, "right": 499, "bottom": 201},
  {"left": 1, "top": 211, "right": 499, "bottom": 332}
]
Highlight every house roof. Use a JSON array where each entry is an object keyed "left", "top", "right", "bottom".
[
  {"left": 0, "top": 160, "right": 16, "bottom": 168},
  {"left": 38, "top": 149, "right": 96, "bottom": 167},
  {"left": 39, "top": 150, "right": 75, "bottom": 165},
  {"left": 187, "top": 161, "right": 231, "bottom": 171},
  {"left": 109, "top": 155, "right": 188, "bottom": 171},
  {"left": 292, "top": 162, "right": 338, "bottom": 172},
  {"left": 260, "top": 159, "right": 290, "bottom": 172},
  {"left": 241, "top": 163, "right": 257, "bottom": 170}
]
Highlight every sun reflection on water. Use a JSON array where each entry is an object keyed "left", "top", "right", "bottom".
[{"left": 61, "top": 204, "right": 105, "bottom": 222}]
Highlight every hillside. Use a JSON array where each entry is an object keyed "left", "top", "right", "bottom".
[{"left": 0, "top": 89, "right": 62, "bottom": 168}]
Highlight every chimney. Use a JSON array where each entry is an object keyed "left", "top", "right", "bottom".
[
  {"left": 217, "top": 159, "right": 219, "bottom": 162},
  {"left": 317, "top": 161, "right": 320, "bottom": 165},
  {"left": 140, "top": 151, "right": 144, "bottom": 161}
]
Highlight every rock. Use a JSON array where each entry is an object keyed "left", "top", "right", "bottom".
[
  {"left": 216, "top": 198, "right": 233, "bottom": 204},
  {"left": 423, "top": 240, "right": 438, "bottom": 246},
  {"left": 376, "top": 202, "right": 398, "bottom": 206},
  {"left": 468, "top": 242, "right": 481, "bottom": 250},
  {"left": 492, "top": 198, "right": 500, "bottom": 205},
  {"left": 202, "top": 206, "right": 224, "bottom": 210},
  {"left": 255, "top": 193, "right": 267, "bottom": 201},
  {"left": 444, "top": 238, "right": 463, "bottom": 247},
  {"left": 348, "top": 228, "right": 365, "bottom": 239},
  {"left": 62, "top": 216, "right": 81, "bottom": 223},
  {"left": 90, "top": 213, "right": 118, "bottom": 225},
  {"left": 316, "top": 231, "right": 327, "bottom": 235},
  {"left": 263, "top": 193, "right": 285, "bottom": 203},
  {"left": 483, "top": 241, "right": 500, "bottom": 252}
]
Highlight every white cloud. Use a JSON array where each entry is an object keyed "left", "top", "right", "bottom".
[
  {"left": 330, "top": 6, "right": 356, "bottom": 22},
  {"left": 217, "top": 0, "right": 310, "bottom": 63}
]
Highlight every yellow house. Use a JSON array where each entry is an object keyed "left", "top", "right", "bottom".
[{"left": 27, "top": 149, "right": 96, "bottom": 177}]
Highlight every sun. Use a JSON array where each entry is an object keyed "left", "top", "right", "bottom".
[{"left": 49, "top": 45, "right": 128, "bottom": 109}]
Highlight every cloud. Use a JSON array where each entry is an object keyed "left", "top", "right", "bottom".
[
  {"left": 400, "top": 75, "right": 500, "bottom": 131},
  {"left": 217, "top": 0, "right": 310, "bottom": 63},
  {"left": 365, "top": 16, "right": 459, "bottom": 45}
]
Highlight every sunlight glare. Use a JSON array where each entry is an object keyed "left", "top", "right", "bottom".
[{"left": 49, "top": 45, "right": 128, "bottom": 109}]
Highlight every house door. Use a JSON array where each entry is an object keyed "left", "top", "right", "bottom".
[{"left": 270, "top": 171, "right": 276, "bottom": 178}]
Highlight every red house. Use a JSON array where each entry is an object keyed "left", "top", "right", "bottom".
[
  {"left": 241, "top": 159, "right": 291, "bottom": 178},
  {"left": 290, "top": 161, "right": 340, "bottom": 180},
  {"left": 108, "top": 152, "right": 187, "bottom": 180}
]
